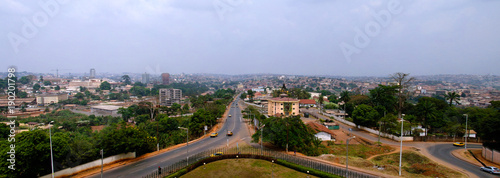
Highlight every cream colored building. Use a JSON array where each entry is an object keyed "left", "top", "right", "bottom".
[
  {"left": 267, "top": 97, "right": 300, "bottom": 117},
  {"left": 36, "top": 93, "right": 68, "bottom": 106},
  {"left": 68, "top": 79, "right": 102, "bottom": 91}
]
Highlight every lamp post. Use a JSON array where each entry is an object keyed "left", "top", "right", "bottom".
[
  {"left": 49, "top": 121, "right": 55, "bottom": 178},
  {"left": 464, "top": 114, "right": 468, "bottom": 150},
  {"left": 346, "top": 136, "right": 356, "bottom": 178},
  {"left": 271, "top": 160, "right": 274, "bottom": 178},
  {"left": 259, "top": 124, "right": 266, "bottom": 155},
  {"left": 399, "top": 114, "right": 405, "bottom": 176},
  {"left": 178, "top": 127, "right": 189, "bottom": 166}
]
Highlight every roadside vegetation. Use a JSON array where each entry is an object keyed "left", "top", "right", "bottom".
[{"left": 0, "top": 88, "right": 235, "bottom": 177}]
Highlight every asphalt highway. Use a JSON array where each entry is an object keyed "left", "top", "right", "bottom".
[
  {"left": 427, "top": 143, "right": 500, "bottom": 178},
  {"left": 304, "top": 108, "right": 500, "bottom": 177},
  {"left": 88, "top": 98, "right": 251, "bottom": 178}
]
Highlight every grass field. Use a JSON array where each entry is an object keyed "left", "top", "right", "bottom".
[
  {"left": 181, "top": 159, "right": 318, "bottom": 178},
  {"left": 324, "top": 143, "right": 394, "bottom": 159}
]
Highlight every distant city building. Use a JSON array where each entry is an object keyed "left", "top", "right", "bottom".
[
  {"left": 36, "top": 93, "right": 68, "bottom": 106},
  {"left": 268, "top": 96, "right": 299, "bottom": 117},
  {"left": 161, "top": 73, "right": 170, "bottom": 85},
  {"left": 68, "top": 79, "right": 102, "bottom": 91},
  {"left": 159, "top": 88, "right": 182, "bottom": 106},
  {"left": 90, "top": 105, "right": 123, "bottom": 116},
  {"left": 142, "top": 73, "right": 150, "bottom": 84},
  {"left": 90, "top": 68, "right": 96, "bottom": 79}
]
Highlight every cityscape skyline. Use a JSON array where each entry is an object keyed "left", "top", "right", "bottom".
[{"left": 2, "top": 1, "right": 500, "bottom": 76}]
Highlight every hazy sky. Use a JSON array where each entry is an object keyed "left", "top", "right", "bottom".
[{"left": 1, "top": 0, "right": 499, "bottom": 76}]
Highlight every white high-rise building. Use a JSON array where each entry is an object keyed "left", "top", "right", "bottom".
[
  {"left": 90, "top": 68, "right": 96, "bottom": 79},
  {"left": 142, "top": 73, "right": 150, "bottom": 84}
]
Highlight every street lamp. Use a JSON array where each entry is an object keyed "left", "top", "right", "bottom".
[
  {"left": 464, "top": 114, "right": 468, "bottom": 150},
  {"left": 178, "top": 127, "right": 189, "bottom": 166},
  {"left": 399, "top": 114, "right": 405, "bottom": 176},
  {"left": 271, "top": 160, "right": 274, "bottom": 178},
  {"left": 49, "top": 121, "right": 55, "bottom": 178},
  {"left": 346, "top": 136, "right": 355, "bottom": 178},
  {"left": 259, "top": 124, "right": 266, "bottom": 155}
]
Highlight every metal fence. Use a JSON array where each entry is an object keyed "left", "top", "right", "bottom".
[{"left": 143, "top": 146, "right": 378, "bottom": 178}]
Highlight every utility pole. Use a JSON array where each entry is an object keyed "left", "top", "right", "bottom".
[
  {"left": 399, "top": 114, "right": 405, "bottom": 176},
  {"left": 464, "top": 114, "right": 468, "bottom": 150},
  {"left": 346, "top": 136, "right": 356, "bottom": 178}
]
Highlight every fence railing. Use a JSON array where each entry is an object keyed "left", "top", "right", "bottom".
[{"left": 143, "top": 146, "right": 379, "bottom": 178}]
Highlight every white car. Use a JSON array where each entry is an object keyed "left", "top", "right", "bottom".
[{"left": 480, "top": 166, "right": 500, "bottom": 174}]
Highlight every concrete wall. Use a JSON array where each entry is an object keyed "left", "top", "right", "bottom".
[
  {"left": 483, "top": 147, "right": 500, "bottom": 165},
  {"left": 40, "top": 152, "right": 135, "bottom": 178},
  {"left": 315, "top": 132, "right": 332, "bottom": 141},
  {"left": 323, "top": 112, "right": 414, "bottom": 142}
]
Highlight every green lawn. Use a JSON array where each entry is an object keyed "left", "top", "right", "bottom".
[{"left": 181, "top": 159, "right": 318, "bottom": 178}]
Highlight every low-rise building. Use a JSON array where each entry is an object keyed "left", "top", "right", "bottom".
[
  {"left": 299, "top": 99, "right": 316, "bottom": 108},
  {"left": 36, "top": 93, "right": 68, "bottom": 106}
]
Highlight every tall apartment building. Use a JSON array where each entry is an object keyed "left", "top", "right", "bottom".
[
  {"left": 90, "top": 68, "right": 96, "bottom": 79},
  {"left": 159, "top": 88, "right": 182, "bottom": 106},
  {"left": 142, "top": 73, "right": 150, "bottom": 84},
  {"left": 161, "top": 73, "right": 170, "bottom": 85},
  {"left": 268, "top": 96, "right": 299, "bottom": 117}
]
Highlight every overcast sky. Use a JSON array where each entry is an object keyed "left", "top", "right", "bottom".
[{"left": 1, "top": 0, "right": 499, "bottom": 76}]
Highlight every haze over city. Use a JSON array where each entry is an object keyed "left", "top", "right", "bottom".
[{"left": 2, "top": 0, "right": 500, "bottom": 76}]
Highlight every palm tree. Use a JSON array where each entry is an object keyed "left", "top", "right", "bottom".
[
  {"left": 416, "top": 100, "right": 437, "bottom": 141},
  {"left": 444, "top": 92, "right": 461, "bottom": 106},
  {"left": 318, "top": 94, "right": 324, "bottom": 111},
  {"left": 340, "top": 91, "right": 350, "bottom": 104}
]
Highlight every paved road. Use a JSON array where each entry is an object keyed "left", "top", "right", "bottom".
[
  {"left": 427, "top": 143, "right": 500, "bottom": 178},
  {"left": 304, "top": 108, "right": 500, "bottom": 177},
  {"left": 88, "top": 98, "right": 252, "bottom": 178}
]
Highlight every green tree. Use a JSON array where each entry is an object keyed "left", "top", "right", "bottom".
[
  {"left": 33, "top": 83, "right": 41, "bottom": 91},
  {"left": 352, "top": 104, "right": 380, "bottom": 127},
  {"left": 416, "top": 100, "right": 437, "bottom": 139},
  {"left": 369, "top": 85, "right": 398, "bottom": 113},
  {"left": 252, "top": 116, "right": 322, "bottom": 156},
  {"left": 247, "top": 90, "right": 255, "bottom": 101},
  {"left": 100, "top": 81, "right": 111, "bottom": 90},
  {"left": 19, "top": 76, "right": 31, "bottom": 84},
  {"left": 74, "top": 92, "right": 85, "bottom": 100},
  {"left": 43, "top": 81, "right": 52, "bottom": 86},
  {"left": 17, "top": 91, "right": 28, "bottom": 98},
  {"left": 121, "top": 75, "right": 132, "bottom": 85},
  {"left": 328, "top": 94, "right": 338, "bottom": 103},
  {"left": 240, "top": 93, "right": 247, "bottom": 100},
  {"left": 444, "top": 92, "right": 461, "bottom": 106},
  {"left": 340, "top": 91, "right": 350, "bottom": 104},
  {"left": 55, "top": 85, "right": 61, "bottom": 90}
]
